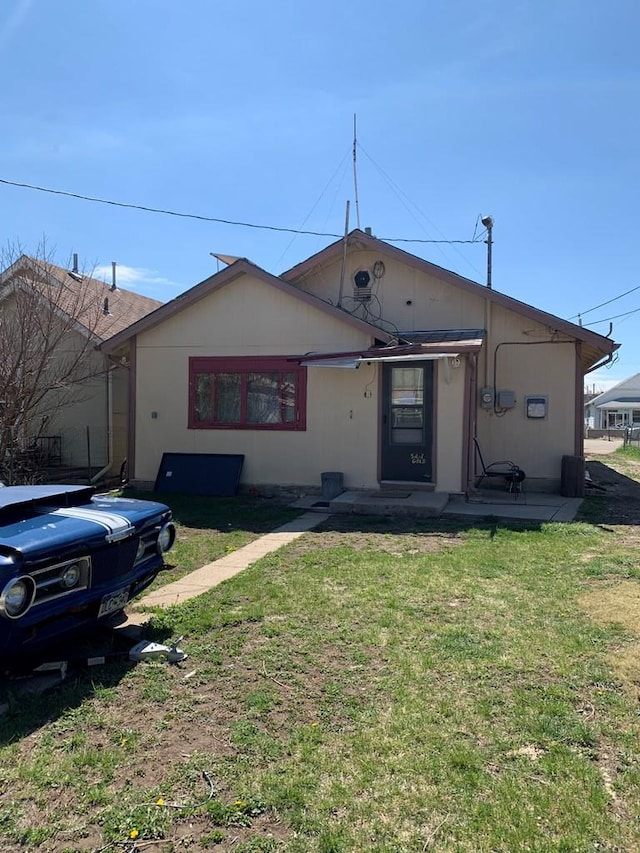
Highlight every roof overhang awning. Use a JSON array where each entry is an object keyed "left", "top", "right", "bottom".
[
  {"left": 597, "top": 399, "right": 640, "bottom": 409},
  {"left": 299, "top": 331, "right": 484, "bottom": 369},
  {"left": 301, "top": 352, "right": 459, "bottom": 368}
]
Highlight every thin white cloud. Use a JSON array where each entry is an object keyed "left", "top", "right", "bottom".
[
  {"left": 0, "top": 0, "right": 33, "bottom": 50},
  {"left": 94, "top": 264, "right": 181, "bottom": 298}
]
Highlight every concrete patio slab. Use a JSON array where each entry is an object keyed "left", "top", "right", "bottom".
[
  {"left": 292, "top": 488, "right": 582, "bottom": 523},
  {"left": 443, "top": 493, "right": 582, "bottom": 522},
  {"left": 292, "top": 490, "right": 450, "bottom": 518}
]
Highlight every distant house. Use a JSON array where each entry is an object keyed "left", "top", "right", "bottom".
[
  {"left": 584, "top": 374, "right": 640, "bottom": 431},
  {"left": 102, "top": 230, "right": 618, "bottom": 495},
  {"left": 0, "top": 254, "right": 162, "bottom": 479}
]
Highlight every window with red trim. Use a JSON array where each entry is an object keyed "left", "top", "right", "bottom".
[{"left": 189, "top": 357, "right": 307, "bottom": 430}]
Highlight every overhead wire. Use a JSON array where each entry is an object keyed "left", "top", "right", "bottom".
[
  {"left": 568, "top": 283, "right": 640, "bottom": 320},
  {"left": 583, "top": 305, "right": 640, "bottom": 327},
  {"left": 355, "top": 144, "right": 485, "bottom": 262},
  {"left": 274, "top": 147, "right": 352, "bottom": 268},
  {"left": 0, "top": 176, "right": 484, "bottom": 247}
]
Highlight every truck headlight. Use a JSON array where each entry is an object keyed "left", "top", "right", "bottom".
[
  {"left": 0, "top": 576, "right": 36, "bottom": 619},
  {"left": 156, "top": 522, "right": 176, "bottom": 555},
  {"left": 60, "top": 563, "right": 81, "bottom": 589}
]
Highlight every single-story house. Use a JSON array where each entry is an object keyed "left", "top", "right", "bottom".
[
  {"left": 101, "top": 229, "right": 619, "bottom": 494},
  {"left": 585, "top": 374, "right": 640, "bottom": 431},
  {"left": 0, "top": 254, "right": 162, "bottom": 477}
]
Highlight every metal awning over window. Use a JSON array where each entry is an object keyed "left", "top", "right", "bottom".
[
  {"left": 298, "top": 329, "right": 485, "bottom": 369},
  {"left": 301, "top": 353, "right": 459, "bottom": 368}
]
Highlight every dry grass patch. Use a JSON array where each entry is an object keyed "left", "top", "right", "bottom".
[{"left": 579, "top": 579, "right": 640, "bottom": 635}]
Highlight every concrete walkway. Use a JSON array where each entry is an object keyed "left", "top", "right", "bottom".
[
  {"left": 130, "top": 511, "right": 329, "bottom": 613},
  {"left": 584, "top": 438, "right": 623, "bottom": 455}
]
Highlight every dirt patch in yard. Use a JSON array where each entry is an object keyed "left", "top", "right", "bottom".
[
  {"left": 282, "top": 514, "right": 464, "bottom": 558},
  {"left": 584, "top": 458, "right": 640, "bottom": 530}
]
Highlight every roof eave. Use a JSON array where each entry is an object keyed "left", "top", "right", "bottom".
[
  {"left": 100, "top": 258, "right": 394, "bottom": 352},
  {"left": 282, "top": 230, "right": 619, "bottom": 358}
]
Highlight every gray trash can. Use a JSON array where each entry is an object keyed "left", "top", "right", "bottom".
[{"left": 321, "top": 471, "right": 344, "bottom": 500}]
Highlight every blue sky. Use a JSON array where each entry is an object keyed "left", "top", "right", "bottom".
[{"left": 1, "top": 0, "right": 638, "bottom": 391}]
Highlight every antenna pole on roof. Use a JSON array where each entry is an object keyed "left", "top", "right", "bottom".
[
  {"left": 352, "top": 114, "right": 361, "bottom": 231},
  {"left": 481, "top": 215, "right": 493, "bottom": 289},
  {"left": 337, "top": 200, "right": 351, "bottom": 308}
]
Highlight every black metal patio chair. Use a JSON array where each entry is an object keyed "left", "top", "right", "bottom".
[{"left": 473, "top": 437, "right": 526, "bottom": 494}]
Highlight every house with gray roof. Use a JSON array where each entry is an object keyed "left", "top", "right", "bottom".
[{"left": 585, "top": 374, "right": 640, "bottom": 432}]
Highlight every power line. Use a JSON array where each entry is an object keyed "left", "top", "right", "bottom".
[
  {"left": 569, "top": 283, "right": 640, "bottom": 320},
  {"left": 0, "top": 176, "right": 483, "bottom": 246},
  {"left": 0, "top": 177, "right": 342, "bottom": 238},
  {"left": 583, "top": 305, "right": 640, "bottom": 326}
]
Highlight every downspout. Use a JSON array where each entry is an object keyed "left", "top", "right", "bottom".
[
  {"left": 91, "top": 364, "right": 114, "bottom": 484},
  {"left": 584, "top": 352, "right": 615, "bottom": 375},
  {"left": 574, "top": 342, "right": 583, "bottom": 457},
  {"left": 464, "top": 352, "right": 478, "bottom": 493}
]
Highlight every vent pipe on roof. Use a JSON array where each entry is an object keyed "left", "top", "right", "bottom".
[
  {"left": 103, "top": 297, "right": 110, "bottom": 316},
  {"left": 72, "top": 253, "right": 79, "bottom": 273},
  {"left": 364, "top": 226, "right": 372, "bottom": 236},
  {"left": 111, "top": 261, "right": 117, "bottom": 292}
]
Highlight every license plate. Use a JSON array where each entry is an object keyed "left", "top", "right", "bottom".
[{"left": 98, "top": 586, "right": 130, "bottom": 618}]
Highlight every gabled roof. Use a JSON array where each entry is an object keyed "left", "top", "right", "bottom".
[
  {"left": 282, "top": 230, "right": 619, "bottom": 372},
  {"left": 587, "top": 373, "right": 640, "bottom": 406},
  {"left": 0, "top": 255, "right": 163, "bottom": 343},
  {"left": 596, "top": 398, "right": 640, "bottom": 409},
  {"left": 100, "top": 258, "right": 395, "bottom": 353}
]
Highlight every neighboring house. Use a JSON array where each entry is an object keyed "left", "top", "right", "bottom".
[
  {"left": 584, "top": 374, "right": 640, "bottom": 431},
  {"left": 0, "top": 254, "right": 162, "bottom": 477},
  {"left": 102, "top": 230, "right": 618, "bottom": 494}
]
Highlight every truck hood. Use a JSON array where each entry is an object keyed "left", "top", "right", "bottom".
[{"left": 0, "top": 487, "right": 170, "bottom": 560}]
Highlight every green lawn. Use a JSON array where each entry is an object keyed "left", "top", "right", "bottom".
[
  {"left": 127, "top": 491, "right": 300, "bottom": 592},
  {"left": 1, "top": 470, "right": 639, "bottom": 852}
]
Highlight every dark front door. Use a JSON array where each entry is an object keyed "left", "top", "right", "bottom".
[{"left": 381, "top": 362, "right": 433, "bottom": 481}]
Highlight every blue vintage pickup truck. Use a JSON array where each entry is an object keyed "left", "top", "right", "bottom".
[{"left": 0, "top": 485, "right": 175, "bottom": 663}]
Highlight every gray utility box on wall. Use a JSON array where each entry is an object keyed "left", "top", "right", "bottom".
[{"left": 497, "top": 390, "right": 516, "bottom": 409}]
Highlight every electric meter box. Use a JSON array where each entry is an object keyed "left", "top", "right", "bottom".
[
  {"left": 526, "top": 396, "right": 548, "bottom": 419},
  {"left": 480, "top": 387, "right": 494, "bottom": 408}
]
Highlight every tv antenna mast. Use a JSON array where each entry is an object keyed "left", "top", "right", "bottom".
[{"left": 352, "top": 114, "right": 361, "bottom": 230}]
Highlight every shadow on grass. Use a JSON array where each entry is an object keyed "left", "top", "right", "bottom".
[
  {"left": 291, "top": 512, "right": 545, "bottom": 538},
  {"left": 0, "top": 622, "right": 175, "bottom": 742},
  {"left": 128, "top": 488, "right": 552, "bottom": 538},
  {"left": 124, "top": 488, "right": 300, "bottom": 533}
]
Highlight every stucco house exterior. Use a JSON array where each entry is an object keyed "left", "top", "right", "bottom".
[
  {"left": 584, "top": 374, "right": 640, "bottom": 431},
  {"left": 0, "top": 254, "right": 162, "bottom": 478},
  {"left": 101, "top": 230, "right": 619, "bottom": 495}
]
